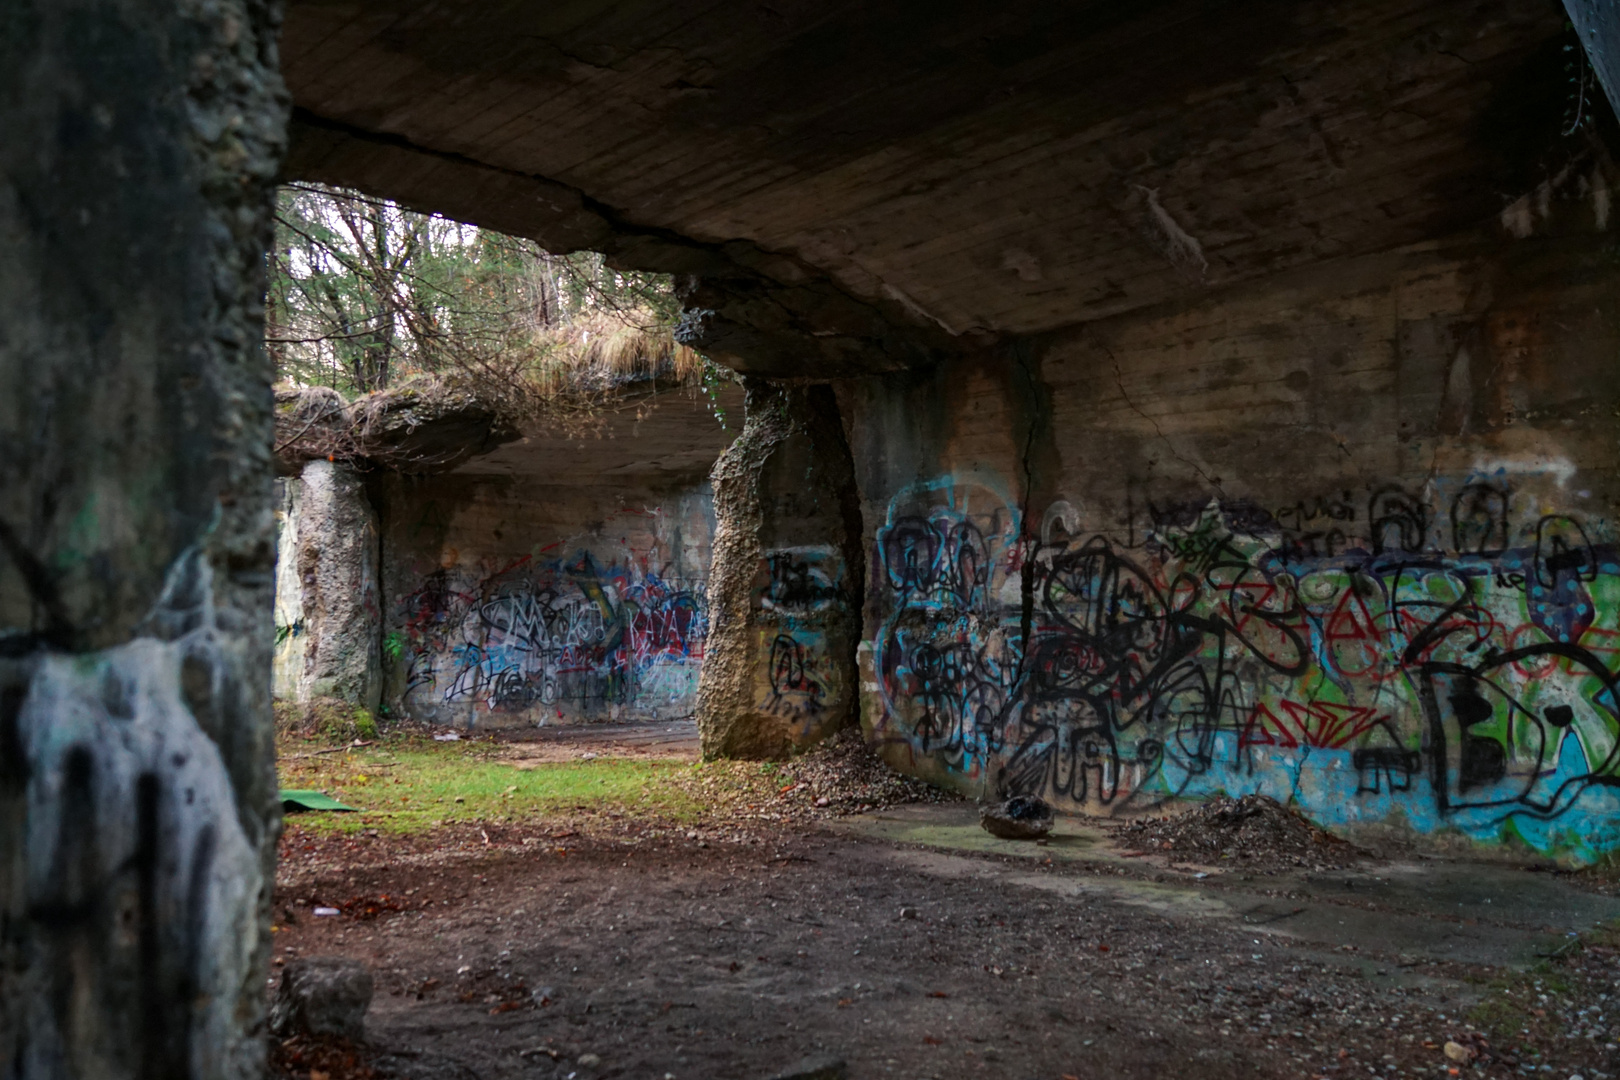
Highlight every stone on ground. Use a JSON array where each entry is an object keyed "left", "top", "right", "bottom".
[
  {"left": 980, "top": 795, "right": 1056, "bottom": 840},
  {"left": 270, "top": 956, "right": 374, "bottom": 1040},
  {"left": 765, "top": 1054, "right": 848, "bottom": 1080}
]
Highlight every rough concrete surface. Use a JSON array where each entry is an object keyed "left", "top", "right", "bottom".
[
  {"left": 373, "top": 446, "right": 717, "bottom": 729},
  {"left": 834, "top": 804, "right": 1620, "bottom": 969},
  {"left": 699, "top": 383, "right": 863, "bottom": 759},
  {"left": 0, "top": 0, "right": 287, "bottom": 1074},
  {"left": 850, "top": 221, "right": 1620, "bottom": 861},
  {"left": 277, "top": 1, "right": 1581, "bottom": 378},
  {"left": 285, "top": 459, "right": 381, "bottom": 711},
  {"left": 270, "top": 956, "right": 374, "bottom": 1040},
  {"left": 263, "top": 0, "right": 1620, "bottom": 862}
]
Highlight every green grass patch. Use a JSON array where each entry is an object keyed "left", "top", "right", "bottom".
[
  {"left": 1468, "top": 997, "right": 1520, "bottom": 1043},
  {"left": 278, "top": 739, "right": 713, "bottom": 834},
  {"left": 1463, "top": 934, "right": 1599, "bottom": 1045}
]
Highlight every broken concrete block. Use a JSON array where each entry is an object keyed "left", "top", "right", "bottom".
[
  {"left": 764, "top": 1054, "right": 848, "bottom": 1080},
  {"left": 979, "top": 795, "right": 1056, "bottom": 840},
  {"left": 270, "top": 956, "right": 374, "bottom": 1040}
]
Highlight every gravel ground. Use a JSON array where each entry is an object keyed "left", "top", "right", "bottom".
[
  {"left": 269, "top": 728, "right": 1620, "bottom": 1080},
  {"left": 271, "top": 816, "right": 1620, "bottom": 1080}
]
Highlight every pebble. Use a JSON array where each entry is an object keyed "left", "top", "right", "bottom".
[{"left": 578, "top": 1053, "right": 601, "bottom": 1067}]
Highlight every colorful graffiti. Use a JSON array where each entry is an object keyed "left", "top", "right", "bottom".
[
  {"left": 400, "top": 552, "right": 706, "bottom": 723},
  {"left": 868, "top": 473, "right": 1620, "bottom": 859},
  {"left": 755, "top": 545, "right": 845, "bottom": 732}
]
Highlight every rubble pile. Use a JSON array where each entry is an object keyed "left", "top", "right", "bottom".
[
  {"left": 668, "top": 725, "right": 958, "bottom": 825},
  {"left": 778, "top": 726, "right": 956, "bottom": 815},
  {"left": 1115, "top": 793, "right": 1362, "bottom": 870}
]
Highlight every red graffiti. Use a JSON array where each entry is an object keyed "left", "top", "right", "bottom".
[{"left": 1240, "top": 699, "right": 1393, "bottom": 751}]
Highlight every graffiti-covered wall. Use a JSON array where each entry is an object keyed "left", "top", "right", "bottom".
[
  {"left": 698, "top": 382, "right": 864, "bottom": 758},
  {"left": 376, "top": 471, "right": 715, "bottom": 729},
  {"left": 848, "top": 215, "right": 1620, "bottom": 861}
]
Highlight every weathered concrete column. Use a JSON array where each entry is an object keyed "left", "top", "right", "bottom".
[
  {"left": 1566, "top": 0, "right": 1620, "bottom": 124},
  {"left": 0, "top": 1, "right": 285, "bottom": 1076},
  {"left": 273, "top": 461, "right": 382, "bottom": 712},
  {"left": 697, "top": 382, "right": 864, "bottom": 759}
]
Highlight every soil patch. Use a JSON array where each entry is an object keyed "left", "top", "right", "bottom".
[
  {"left": 268, "top": 820, "right": 1620, "bottom": 1080},
  {"left": 270, "top": 733, "right": 1620, "bottom": 1080}
]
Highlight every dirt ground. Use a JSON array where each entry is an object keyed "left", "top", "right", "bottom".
[{"left": 270, "top": 725, "right": 1620, "bottom": 1080}]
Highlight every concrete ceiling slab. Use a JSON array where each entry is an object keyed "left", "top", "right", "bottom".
[{"left": 281, "top": 0, "right": 1575, "bottom": 376}]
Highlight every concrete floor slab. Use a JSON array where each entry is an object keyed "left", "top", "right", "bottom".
[
  {"left": 498, "top": 719, "right": 702, "bottom": 764},
  {"left": 831, "top": 803, "right": 1620, "bottom": 970}
]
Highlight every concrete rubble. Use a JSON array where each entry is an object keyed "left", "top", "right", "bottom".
[{"left": 270, "top": 957, "right": 375, "bottom": 1041}]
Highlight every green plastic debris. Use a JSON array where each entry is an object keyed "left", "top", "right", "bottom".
[{"left": 279, "top": 789, "right": 359, "bottom": 813}]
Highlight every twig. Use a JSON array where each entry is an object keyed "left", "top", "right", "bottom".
[
  {"left": 273, "top": 400, "right": 348, "bottom": 455},
  {"left": 285, "top": 740, "right": 376, "bottom": 759}
]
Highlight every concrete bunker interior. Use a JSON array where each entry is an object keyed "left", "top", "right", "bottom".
[
  {"left": 13, "top": 1, "right": 1620, "bottom": 1078},
  {"left": 272, "top": 367, "right": 741, "bottom": 732}
]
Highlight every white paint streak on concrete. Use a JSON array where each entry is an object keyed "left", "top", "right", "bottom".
[
  {"left": 1501, "top": 194, "right": 1535, "bottom": 238},
  {"left": 1470, "top": 455, "right": 1579, "bottom": 488},
  {"left": 881, "top": 282, "right": 965, "bottom": 336},
  {"left": 1138, "top": 185, "right": 1208, "bottom": 276},
  {"left": 16, "top": 551, "right": 262, "bottom": 1078}
]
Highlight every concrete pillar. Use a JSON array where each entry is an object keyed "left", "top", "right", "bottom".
[
  {"left": 274, "top": 461, "right": 382, "bottom": 713},
  {"left": 272, "top": 477, "right": 309, "bottom": 700},
  {"left": 0, "top": 0, "right": 284, "bottom": 1076},
  {"left": 697, "top": 382, "right": 865, "bottom": 759},
  {"left": 1566, "top": 0, "right": 1620, "bottom": 126}
]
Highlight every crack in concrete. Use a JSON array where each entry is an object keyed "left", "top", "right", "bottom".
[
  {"left": 286, "top": 108, "right": 966, "bottom": 371},
  {"left": 997, "top": 347, "right": 1048, "bottom": 798},
  {"left": 1097, "top": 335, "right": 1226, "bottom": 497},
  {"left": 0, "top": 515, "right": 77, "bottom": 654}
]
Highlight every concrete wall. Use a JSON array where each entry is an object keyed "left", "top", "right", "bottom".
[
  {"left": 0, "top": 0, "right": 285, "bottom": 1072},
  {"left": 698, "top": 383, "right": 865, "bottom": 759},
  {"left": 272, "top": 463, "right": 382, "bottom": 710},
  {"left": 849, "top": 186, "right": 1620, "bottom": 862},
  {"left": 376, "top": 471, "right": 714, "bottom": 729}
]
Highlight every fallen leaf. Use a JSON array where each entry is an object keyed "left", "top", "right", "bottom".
[
  {"left": 1443, "top": 1041, "right": 1472, "bottom": 1063},
  {"left": 837, "top": 998, "right": 853, "bottom": 1008},
  {"left": 927, "top": 991, "right": 949, "bottom": 999}
]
